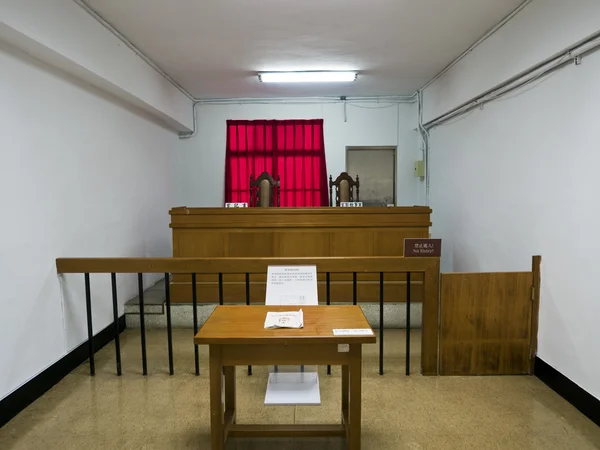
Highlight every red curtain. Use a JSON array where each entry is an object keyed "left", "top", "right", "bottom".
[{"left": 224, "top": 119, "right": 328, "bottom": 207}]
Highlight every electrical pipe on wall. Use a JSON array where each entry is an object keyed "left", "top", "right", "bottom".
[{"left": 423, "top": 31, "right": 600, "bottom": 130}]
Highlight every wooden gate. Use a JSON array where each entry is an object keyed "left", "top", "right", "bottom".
[{"left": 439, "top": 257, "right": 541, "bottom": 375}]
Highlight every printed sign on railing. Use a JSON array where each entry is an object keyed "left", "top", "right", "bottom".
[{"left": 403, "top": 238, "right": 442, "bottom": 257}]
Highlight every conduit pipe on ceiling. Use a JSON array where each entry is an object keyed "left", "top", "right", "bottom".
[
  {"left": 416, "top": 30, "right": 600, "bottom": 207},
  {"left": 73, "top": 0, "right": 195, "bottom": 101},
  {"left": 423, "top": 30, "right": 600, "bottom": 130},
  {"left": 194, "top": 95, "right": 417, "bottom": 105},
  {"left": 72, "top": 0, "right": 424, "bottom": 140},
  {"left": 74, "top": 0, "right": 535, "bottom": 142},
  {"left": 421, "top": 0, "right": 533, "bottom": 92},
  {"left": 178, "top": 94, "right": 417, "bottom": 139}
]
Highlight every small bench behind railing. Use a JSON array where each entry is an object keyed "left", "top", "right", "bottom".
[{"left": 55, "top": 256, "right": 441, "bottom": 377}]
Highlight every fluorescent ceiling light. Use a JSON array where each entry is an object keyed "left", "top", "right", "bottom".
[{"left": 258, "top": 71, "right": 358, "bottom": 83}]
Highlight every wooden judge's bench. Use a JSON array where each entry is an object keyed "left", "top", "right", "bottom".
[{"left": 169, "top": 206, "right": 431, "bottom": 303}]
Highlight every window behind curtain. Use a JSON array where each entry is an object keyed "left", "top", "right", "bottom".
[{"left": 224, "top": 119, "right": 329, "bottom": 207}]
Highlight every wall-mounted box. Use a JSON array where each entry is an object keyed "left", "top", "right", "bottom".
[{"left": 414, "top": 161, "right": 425, "bottom": 177}]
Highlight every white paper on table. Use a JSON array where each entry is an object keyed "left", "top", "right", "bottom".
[
  {"left": 332, "top": 328, "right": 374, "bottom": 336},
  {"left": 264, "top": 309, "right": 304, "bottom": 329},
  {"left": 265, "top": 266, "right": 318, "bottom": 306}
]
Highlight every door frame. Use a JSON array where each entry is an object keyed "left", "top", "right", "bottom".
[{"left": 345, "top": 146, "right": 397, "bottom": 206}]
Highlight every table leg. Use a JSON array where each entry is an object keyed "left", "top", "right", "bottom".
[
  {"left": 348, "top": 345, "right": 362, "bottom": 450},
  {"left": 209, "top": 346, "right": 224, "bottom": 450},
  {"left": 224, "top": 366, "right": 236, "bottom": 423}
]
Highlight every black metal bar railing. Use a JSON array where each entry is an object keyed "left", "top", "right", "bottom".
[
  {"left": 192, "top": 273, "right": 199, "bottom": 376},
  {"left": 246, "top": 273, "right": 252, "bottom": 376},
  {"left": 352, "top": 272, "right": 357, "bottom": 305},
  {"left": 218, "top": 273, "right": 223, "bottom": 305},
  {"left": 406, "top": 272, "right": 411, "bottom": 376},
  {"left": 326, "top": 272, "right": 331, "bottom": 376},
  {"left": 379, "top": 272, "right": 384, "bottom": 376},
  {"left": 84, "top": 273, "right": 95, "bottom": 376},
  {"left": 165, "top": 275, "right": 174, "bottom": 376},
  {"left": 326, "top": 273, "right": 331, "bottom": 305},
  {"left": 138, "top": 273, "right": 148, "bottom": 376},
  {"left": 77, "top": 268, "right": 419, "bottom": 379},
  {"left": 110, "top": 273, "right": 122, "bottom": 376}
]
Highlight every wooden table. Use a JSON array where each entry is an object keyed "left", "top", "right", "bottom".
[{"left": 194, "top": 305, "right": 376, "bottom": 450}]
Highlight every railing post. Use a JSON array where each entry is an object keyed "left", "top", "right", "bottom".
[
  {"left": 326, "top": 272, "right": 331, "bottom": 376},
  {"left": 406, "top": 272, "right": 411, "bottom": 376},
  {"left": 84, "top": 273, "right": 95, "bottom": 376},
  {"left": 111, "top": 273, "right": 122, "bottom": 376},
  {"left": 352, "top": 272, "right": 357, "bottom": 305},
  {"left": 379, "top": 272, "right": 384, "bottom": 376},
  {"left": 138, "top": 273, "right": 148, "bottom": 376},
  {"left": 218, "top": 273, "right": 223, "bottom": 305},
  {"left": 165, "top": 274, "right": 174, "bottom": 376},
  {"left": 246, "top": 273, "right": 252, "bottom": 376},
  {"left": 192, "top": 273, "right": 199, "bottom": 376}
]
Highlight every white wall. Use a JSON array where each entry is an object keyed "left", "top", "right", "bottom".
[
  {"left": 423, "top": 0, "right": 600, "bottom": 122},
  {"left": 0, "top": 41, "right": 176, "bottom": 400},
  {"left": 0, "top": 0, "right": 194, "bottom": 131},
  {"left": 176, "top": 102, "right": 422, "bottom": 206},
  {"left": 423, "top": 0, "right": 600, "bottom": 399}
]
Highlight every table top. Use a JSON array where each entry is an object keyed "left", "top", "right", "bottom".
[{"left": 194, "top": 305, "right": 376, "bottom": 345}]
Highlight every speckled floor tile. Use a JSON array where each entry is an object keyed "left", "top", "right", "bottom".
[{"left": 1, "top": 329, "right": 598, "bottom": 450}]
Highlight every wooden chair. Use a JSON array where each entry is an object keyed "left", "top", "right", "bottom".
[
  {"left": 250, "top": 172, "right": 280, "bottom": 207},
  {"left": 329, "top": 172, "right": 359, "bottom": 206}
]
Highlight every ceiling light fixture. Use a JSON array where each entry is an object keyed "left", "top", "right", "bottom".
[{"left": 258, "top": 71, "right": 358, "bottom": 83}]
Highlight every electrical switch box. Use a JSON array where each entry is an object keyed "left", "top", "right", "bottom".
[{"left": 414, "top": 161, "right": 425, "bottom": 177}]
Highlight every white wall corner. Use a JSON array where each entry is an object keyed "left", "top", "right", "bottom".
[
  {"left": 421, "top": 0, "right": 600, "bottom": 399},
  {"left": 0, "top": 0, "right": 194, "bottom": 132}
]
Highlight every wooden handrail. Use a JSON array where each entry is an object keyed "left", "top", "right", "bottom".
[{"left": 55, "top": 256, "right": 440, "bottom": 274}]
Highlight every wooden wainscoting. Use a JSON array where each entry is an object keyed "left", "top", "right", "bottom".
[
  {"left": 439, "top": 257, "right": 541, "bottom": 376},
  {"left": 169, "top": 206, "right": 431, "bottom": 303}
]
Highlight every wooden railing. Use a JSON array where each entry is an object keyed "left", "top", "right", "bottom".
[{"left": 56, "top": 256, "right": 441, "bottom": 376}]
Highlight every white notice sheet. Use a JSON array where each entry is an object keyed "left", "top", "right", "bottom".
[{"left": 265, "top": 266, "right": 318, "bottom": 306}]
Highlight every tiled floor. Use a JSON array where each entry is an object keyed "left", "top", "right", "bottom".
[{"left": 1, "top": 329, "right": 598, "bottom": 449}]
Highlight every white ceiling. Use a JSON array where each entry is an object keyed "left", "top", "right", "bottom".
[{"left": 84, "top": 0, "right": 524, "bottom": 99}]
